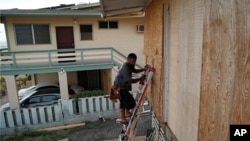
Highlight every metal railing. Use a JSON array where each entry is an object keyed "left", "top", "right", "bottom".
[{"left": 0, "top": 47, "right": 142, "bottom": 75}]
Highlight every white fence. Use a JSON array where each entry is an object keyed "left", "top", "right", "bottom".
[{"left": 0, "top": 95, "right": 120, "bottom": 135}]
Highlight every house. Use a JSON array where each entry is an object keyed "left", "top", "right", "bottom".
[
  {"left": 0, "top": 3, "right": 145, "bottom": 110},
  {"left": 101, "top": 0, "right": 250, "bottom": 141}
]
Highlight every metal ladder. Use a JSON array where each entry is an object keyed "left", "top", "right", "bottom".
[{"left": 118, "top": 67, "right": 155, "bottom": 141}]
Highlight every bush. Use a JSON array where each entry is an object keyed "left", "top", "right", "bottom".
[
  {"left": 0, "top": 76, "right": 6, "bottom": 96},
  {"left": 72, "top": 90, "right": 108, "bottom": 99}
]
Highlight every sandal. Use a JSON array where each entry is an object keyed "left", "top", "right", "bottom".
[{"left": 116, "top": 119, "right": 128, "bottom": 124}]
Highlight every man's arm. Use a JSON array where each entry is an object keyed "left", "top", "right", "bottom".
[
  {"left": 132, "top": 68, "right": 145, "bottom": 73},
  {"left": 128, "top": 75, "right": 146, "bottom": 84},
  {"left": 132, "top": 65, "right": 150, "bottom": 73}
]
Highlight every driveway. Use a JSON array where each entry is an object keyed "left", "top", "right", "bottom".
[{"left": 68, "top": 113, "right": 152, "bottom": 141}]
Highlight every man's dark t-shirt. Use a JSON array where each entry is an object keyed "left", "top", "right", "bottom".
[
  {"left": 114, "top": 63, "right": 135, "bottom": 91},
  {"left": 114, "top": 63, "right": 136, "bottom": 109}
]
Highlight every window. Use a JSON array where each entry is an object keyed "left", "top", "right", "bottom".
[
  {"left": 80, "top": 25, "right": 93, "bottom": 40},
  {"left": 15, "top": 24, "right": 51, "bottom": 45},
  {"left": 42, "top": 95, "right": 58, "bottom": 102},
  {"left": 28, "top": 97, "right": 41, "bottom": 104},
  {"left": 109, "top": 21, "right": 118, "bottom": 29},
  {"left": 98, "top": 21, "right": 118, "bottom": 29}
]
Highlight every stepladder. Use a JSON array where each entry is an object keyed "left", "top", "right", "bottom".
[{"left": 118, "top": 66, "right": 155, "bottom": 141}]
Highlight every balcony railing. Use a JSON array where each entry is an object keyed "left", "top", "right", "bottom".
[{"left": 0, "top": 47, "right": 140, "bottom": 75}]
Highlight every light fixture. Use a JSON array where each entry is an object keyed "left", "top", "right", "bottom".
[
  {"left": 73, "top": 17, "right": 78, "bottom": 24},
  {"left": 60, "top": 68, "right": 65, "bottom": 73}
]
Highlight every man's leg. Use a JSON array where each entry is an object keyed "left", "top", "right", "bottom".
[
  {"left": 120, "top": 108, "right": 126, "bottom": 122},
  {"left": 125, "top": 109, "right": 132, "bottom": 117}
]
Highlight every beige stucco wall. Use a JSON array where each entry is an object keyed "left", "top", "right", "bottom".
[
  {"left": 5, "top": 16, "right": 145, "bottom": 66},
  {"left": 35, "top": 72, "right": 77, "bottom": 86}
]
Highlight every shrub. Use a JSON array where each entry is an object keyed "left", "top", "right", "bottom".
[{"left": 72, "top": 90, "right": 108, "bottom": 99}]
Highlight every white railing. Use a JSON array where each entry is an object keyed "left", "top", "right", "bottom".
[{"left": 0, "top": 95, "right": 120, "bottom": 135}]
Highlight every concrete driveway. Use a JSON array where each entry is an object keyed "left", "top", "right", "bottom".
[{"left": 68, "top": 113, "right": 152, "bottom": 141}]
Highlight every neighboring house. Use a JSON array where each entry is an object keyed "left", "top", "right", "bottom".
[
  {"left": 101, "top": 0, "right": 249, "bottom": 141},
  {"left": 0, "top": 3, "right": 145, "bottom": 110}
]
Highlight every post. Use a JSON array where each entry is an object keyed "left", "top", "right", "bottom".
[
  {"left": 5, "top": 75, "right": 20, "bottom": 110},
  {"left": 58, "top": 70, "right": 69, "bottom": 100}
]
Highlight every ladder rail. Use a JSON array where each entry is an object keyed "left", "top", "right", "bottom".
[{"left": 119, "top": 67, "right": 155, "bottom": 141}]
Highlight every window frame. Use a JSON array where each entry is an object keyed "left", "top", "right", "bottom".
[
  {"left": 14, "top": 23, "right": 51, "bottom": 45},
  {"left": 98, "top": 21, "right": 119, "bottom": 29},
  {"left": 79, "top": 24, "right": 93, "bottom": 41}
]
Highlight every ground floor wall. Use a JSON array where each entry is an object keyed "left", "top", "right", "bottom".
[
  {"left": 35, "top": 72, "right": 77, "bottom": 86},
  {"left": 34, "top": 69, "right": 112, "bottom": 92}
]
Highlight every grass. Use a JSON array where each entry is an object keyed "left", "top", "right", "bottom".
[
  {"left": 0, "top": 129, "right": 68, "bottom": 141},
  {"left": 0, "top": 121, "right": 94, "bottom": 141}
]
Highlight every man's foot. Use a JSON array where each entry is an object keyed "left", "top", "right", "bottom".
[{"left": 116, "top": 118, "right": 128, "bottom": 124}]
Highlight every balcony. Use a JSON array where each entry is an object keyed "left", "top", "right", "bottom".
[{"left": 0, "top": 48, "right": 136, "bottom": 75}]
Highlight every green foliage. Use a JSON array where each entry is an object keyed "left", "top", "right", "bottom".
[
  {"left": 25, "top": 74, "right": 32, "bottom": 80},
  {"left": 0, "top": 76, "right": 6, "bottom": 95},
  {"left": 0, "top": 130, "right": 67, "bottom": 141},
  {"left": 0, "top": 76, "right": 5, "bottom": 83},
  {"left": 72, "top": 90, "right": 108, "bottom": 99},
  {"left": 38, "top": 133, "right": 67, "bottom": 141}
]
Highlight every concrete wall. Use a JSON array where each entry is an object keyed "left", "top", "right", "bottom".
[{"left": 5, "top": 16, "right": 145, "bottom": 66}]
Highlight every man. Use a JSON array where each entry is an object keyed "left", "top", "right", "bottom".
[{"left": 114, "top": 53, "right": 148, "bottom": 124}]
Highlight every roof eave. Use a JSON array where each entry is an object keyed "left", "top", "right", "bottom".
[{"left": 0, "top": 13, "right": 102, "bottom": 17}]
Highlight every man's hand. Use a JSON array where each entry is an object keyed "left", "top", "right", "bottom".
[
  {"left": 144, "top": 65, "right": 150, "bottom": 71},
  {"left": 139, "top": 74, "right": 146, "bottom": 85}
]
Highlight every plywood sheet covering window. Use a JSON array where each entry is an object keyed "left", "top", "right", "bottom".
[
  {"left": 145, "top": 0, "right": 204, "bottom": 141},
  {"left": 198, "top": 0, "right": 250, "bottom": 141}
]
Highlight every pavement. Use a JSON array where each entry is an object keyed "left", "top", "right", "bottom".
[{"left": 67, "top": 113, "right": 152, "bottom": 141}]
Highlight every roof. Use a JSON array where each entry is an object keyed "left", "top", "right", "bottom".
[
  {"left": 0, "top": 9, "right": 101, "bottom": 17},
  {"left": 0, "top": 3, "right": 102, "bottom": 17},
  {"left": 100, "top": 0, "right": 152, "bottom": 19}
]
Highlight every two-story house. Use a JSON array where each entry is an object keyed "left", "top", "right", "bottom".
[{"left": 0, "top": 2, "right": 145, "bottom": 110}]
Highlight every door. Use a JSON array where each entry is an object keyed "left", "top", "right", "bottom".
[
  {"left": 77, "top": 70, "right": 101, "bottom": 90},
  {"left": 56, "top": 27, "right": 75, "bottom": 63}
]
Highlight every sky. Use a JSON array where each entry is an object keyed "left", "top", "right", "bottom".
[{"left": 0, "top": 0, "right": 100, "bottom": 47}]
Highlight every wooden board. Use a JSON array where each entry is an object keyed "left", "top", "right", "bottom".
[{"left": 198, "top": 0, "right": 250, "bottom": 141}]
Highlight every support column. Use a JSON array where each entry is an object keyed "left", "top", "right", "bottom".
[
  {"left": 31, "top": 74, "right": 36, "bottom": 85},
  {"left": 5, "top": 75, "right": 19, "bottom": 110},
  {"left": 58, "top": 71, "right": 69, "bottom": 100}
]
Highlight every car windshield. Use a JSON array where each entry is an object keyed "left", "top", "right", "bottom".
[
  {"left": 24, "top": 86, "right": 36, "bottom": 92},
  {"left": 20, "top": 91, "right": 37, "bottom": 103}
]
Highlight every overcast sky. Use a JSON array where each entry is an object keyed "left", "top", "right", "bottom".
[
  {"left": 0, "top": 0, "right": 99, "bottom": 47},
  {"left": 0, "top": 0, "right": 99, "bottom": 9}
]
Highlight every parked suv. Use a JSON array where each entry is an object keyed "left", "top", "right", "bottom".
[
  {"left": 18, "top": 82, "right": 59, "bottom": 99},
  {"left": 0, "top": 88, "right": 62, "bottom": 111},
  {"left": 18, "top": 82, "right": 78, "bottom": 99}
]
